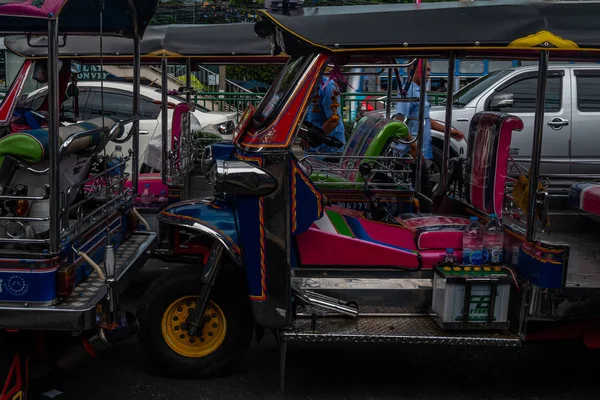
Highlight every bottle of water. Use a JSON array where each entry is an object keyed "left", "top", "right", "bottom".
[
  {"left": 109, "top": 145, "right": 124, "bottom": 195},
  {"left": 444, "top": 248, "right": 457, "bottom": 265},
  {"left": 158, "top": 190, "right": 168, "bottom": 205},
  {"left": 462, "top": 216, "right": 484, "bottom": 265},
  {"left": 141, "top": 183, "right": 154, "bottom": 206},
  {"left": 484, "top": 213, "right": 504, "bottom": 265}
]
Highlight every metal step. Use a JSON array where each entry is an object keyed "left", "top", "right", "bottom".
[
  {"left": 292, "top": 286, "right": 358, "bottom": 317},
  {"left": 281, "top": 316, "right": 520, "bottom": 347},
  {"left": 0, "top": 232, "right": 157, "bottom": 331},
  {"left": 292, "top": 275, "right": 433, "bottom": 312}
]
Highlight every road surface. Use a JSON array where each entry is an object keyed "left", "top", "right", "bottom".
[{"left": 28, "top": 266, "right": 600, "bottom": 400}]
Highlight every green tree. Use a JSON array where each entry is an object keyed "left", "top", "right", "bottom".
[{"left": 226, "top": 64, "right": 283, "bottom": 85}]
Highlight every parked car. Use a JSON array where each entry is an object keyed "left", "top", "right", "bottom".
[
  {"left": 20, "top": 81, "right": 237, "bottom": 172},
  {"left": 373, "top": 63, "right": 600, "bottom": 196}
]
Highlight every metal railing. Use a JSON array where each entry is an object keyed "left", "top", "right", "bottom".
[{"left": 191, "top": 91, "right": 447, "bottom": 123}]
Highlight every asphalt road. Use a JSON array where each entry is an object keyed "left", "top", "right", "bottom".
[{"left": 28, "top": 265, "right": 600, "bottom": 400}]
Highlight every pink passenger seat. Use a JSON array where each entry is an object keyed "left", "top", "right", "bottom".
[{"left": 296, "top": 112, "right": 524, "bottom": 269}]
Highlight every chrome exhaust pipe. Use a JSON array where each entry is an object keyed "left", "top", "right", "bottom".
[{"left": 55, "top": 312, "right": 138, "bottom": 370}]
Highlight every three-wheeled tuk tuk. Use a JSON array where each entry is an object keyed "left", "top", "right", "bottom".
[
  {"left": 3, "top": 23, "right": 289, "bottom": 233},
  {"left": 135, "top": 0, "right": 600, "bottom": 386},
  {"left": 0, "top": 0, "right": 160, "bottom": 396}
]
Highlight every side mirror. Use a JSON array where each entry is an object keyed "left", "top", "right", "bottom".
[{"left": 490, "top": 93, "right": 514, "bottom": 110}]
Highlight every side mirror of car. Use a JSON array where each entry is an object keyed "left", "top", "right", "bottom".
[{"left": 489, "top": 93, "right": 514, "bottom": 110}]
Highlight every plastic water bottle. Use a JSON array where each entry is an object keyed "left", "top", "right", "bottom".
[
  {"left": 109, "top": 145, "right": 124, "bottom": 195},
  {"left": 443, "top": 248, "right": 457, "bottom": 265},
  {"left": 141, "top": 183, "right": 154, "bottom": 206},
  {"left": 158, "top": 190, "right": 168, "bottom": 204},
  {"left": 462, "top": 216, "right": 484, "bottom": 265},
  {"left": 484, "top": 213, "right": 504, "bottom": 265}
]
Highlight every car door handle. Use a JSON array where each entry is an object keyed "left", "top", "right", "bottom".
[
  {"left": 547, "top": 117, "right": 569, "bottom": 129},
  {"left": 456, "top": 118, "right": 469, "bottom": 122}
]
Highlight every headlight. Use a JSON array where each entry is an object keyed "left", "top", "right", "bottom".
[
  {"left": 212, "top": 159, "right": 277, "bottom": 197},
  {"left": 216, "top": 121, "right": 235, "bottom": 136}
]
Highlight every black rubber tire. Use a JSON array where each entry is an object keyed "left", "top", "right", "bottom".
[
  {"left": 136, "top": 263, "right": 253, "bottom": 378},
  {"left": 430, "top": 146, "right": 444, "bottom": 194}
]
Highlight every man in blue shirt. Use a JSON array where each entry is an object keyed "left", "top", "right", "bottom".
[
  {"left": 302, "top": 75, "right": 347, "bottom": 153},
  {"left": 394, "top": 60, "right": 464, "bottom": 211}
]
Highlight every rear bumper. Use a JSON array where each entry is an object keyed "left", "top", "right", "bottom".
[{"left": 0, "top": 232, "right": 157, "bottom": 331}]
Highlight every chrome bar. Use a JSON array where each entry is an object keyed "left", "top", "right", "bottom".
[
  {"left": 186, "top": 58, "right": 192, "bottom": 103},
  {"left": 184, "top": 58, "right": 192, "bottom": 199},
  {"left": 0, "top": 194, "right": 47, "bottom": 201},
  {"left": 0, "top": 238, "right": 49, "bottom": 244},
  {"left": 385, "top": 67, "right": 393, "bottom": 119},
  {"left": 132, "top": 33, "right": 141, "bottom": 195},
  {"left": 161, "top": 57, "right": 168, "bottom": 184},
  {"left": 438, "top": 52, "right": 456, "bottom": 197},
  {"left": 335, "top": 60, "right": 417, "bottom": 69},
  {"left": 48, "top": 18, "right": 60, "bottom": 254},
  {"left": 0, "top": 215, "right": 49, "bottom": 222},
  {"left": 107, "top": 116, "right": 140, "bottom": 142},
  {"left": 526, "top": 50, "right": 549, "bottom": 242},
  {"left": 414, "top": 59, "right": 427, "bottom": 193}
]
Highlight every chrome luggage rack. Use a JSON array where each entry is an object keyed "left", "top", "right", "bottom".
[
  {"left": 298, "top": 152, "right": 415, "bottom": 192},
  {"left": 0, "top": 117, "right": 137, "bottom": 255}
]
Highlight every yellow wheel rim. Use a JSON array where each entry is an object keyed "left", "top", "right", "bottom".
[{"left": 161, "top": 296, "right": 227, "bottom": 358}]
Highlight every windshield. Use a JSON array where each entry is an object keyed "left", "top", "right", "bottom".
[
  {"left": 250, "top": 54, "right": 314, "bottom": 130},
  {"left": 448, "top": 69, "right": 512, "bottom": 108}
]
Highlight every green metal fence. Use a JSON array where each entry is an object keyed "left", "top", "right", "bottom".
[{"left": 193, "top": 91, "right": 447, "bottom": 123}]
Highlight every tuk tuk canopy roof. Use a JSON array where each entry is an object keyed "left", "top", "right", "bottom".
[
  {"left": 5, "top": 23, "right": 286, "bottom": 63},
  {"left": 257, "top": 0, "right": 600, "bottom": 57},
  {"left": 0, "top": 0, "right": 158, "bottom": 37}
]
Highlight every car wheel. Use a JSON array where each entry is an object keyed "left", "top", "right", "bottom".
[{"left": 430, "top": 145, "right": 458, "bottom": 194}]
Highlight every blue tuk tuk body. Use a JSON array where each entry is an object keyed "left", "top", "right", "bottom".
[{"left": 135, "top": 0, "right": 600, "bottom": 388}]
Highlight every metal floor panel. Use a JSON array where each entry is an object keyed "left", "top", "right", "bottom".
[
  {"left": 0, "top": 232, "right": 157, "bottom": 331},
  {"left": 282, "top": 316, "right": 520, "bottom": 347}
]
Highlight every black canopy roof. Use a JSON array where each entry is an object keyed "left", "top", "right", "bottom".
[
  {"left": 257, "top": 0, "right": 600, "bottom": 57},
  {"left": 5, "top": 23, "right": 284, "bottom": 63},
  {"left": 0, "top": 0, "right": 158, "bottom": 37}
]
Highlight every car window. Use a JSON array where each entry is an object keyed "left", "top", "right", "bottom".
[
  {"left": 85, "top": 88, "right": 158, "bottom": 121},
  {"left": 61, "top": 88, "right": 90, "bottom": 120},
  {"left": 450, "top": 69, "right": 512, "bottom": 108},
  {"left": 491, "top": 75, "right": 562, "bottom": 113},
  {"left": 86, "top": 90, "right": 134, "bottom": 120},
  {"left": 140, "top": 98, "right": 161, "bottom": 119},
  {"left": 575, "top": 74, "right": 600, "bottom": 112}
]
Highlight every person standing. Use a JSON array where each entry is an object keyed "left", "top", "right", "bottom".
[
  {"left": 393, "top": 60, "right": 464, "bottom": 212},
  {"left": 302, "top": 75, "right": 347, "bottom": 153}
]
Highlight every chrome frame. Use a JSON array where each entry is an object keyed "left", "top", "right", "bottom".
[
  {"left": 413, "top": 59, "right": 428, "bottom": 197},
  {"left": 161, "top": 57, "right": 169, "bottom": 183},
  {"left": 438, "top": 52, "right": 456, "bottom": 196},
  {"left": 526, "top": 50, "right": 549, "bottom": 242},
  {"left": 48, "top": 17, "right": 60, "bottom": 254}
]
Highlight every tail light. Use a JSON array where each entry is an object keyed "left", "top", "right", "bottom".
[
  {"left": 152, "top": 100, "right": 177, "bottom": 109},
  {"left": 15, "top": 200, "right": 29, "bottom": 216},
  {"left": 57, "top": 263, "right": 76, "bottom": 297}
]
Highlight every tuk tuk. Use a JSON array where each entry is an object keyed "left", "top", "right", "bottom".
[
  {"left": 0, "top": 0, "right": 159, "bottom": 396},
  {"left": 135, "top": 0, "right": 600, "bottom": 387},
  {"left": 4, "top": 22, "right": 416, "bottom": 237},
  {"left": 2, "top": 23, "right": 288, "bottom": 232}
]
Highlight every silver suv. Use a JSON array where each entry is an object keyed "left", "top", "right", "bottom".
[{"left": 376, "top": 63, "right": 600, "bottom": 196}]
